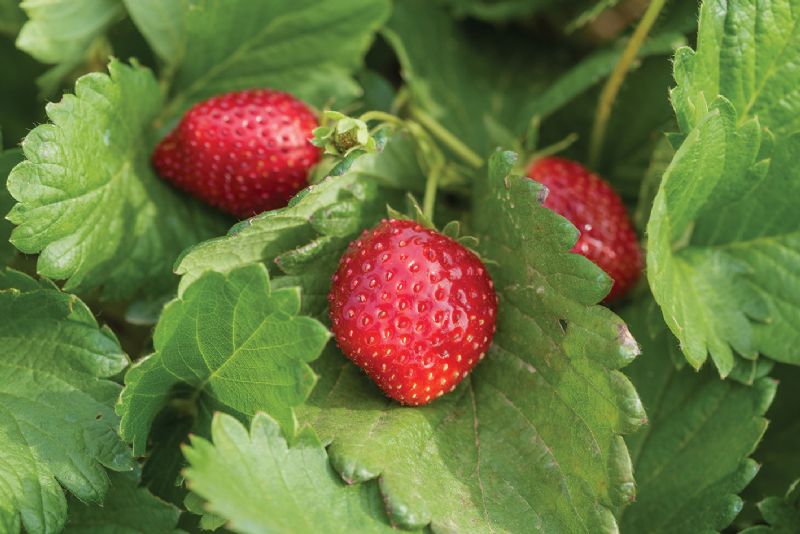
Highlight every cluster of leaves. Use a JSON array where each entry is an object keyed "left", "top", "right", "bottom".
[{"left": 0, "top": 0, "right": 799, "bottom": 533}]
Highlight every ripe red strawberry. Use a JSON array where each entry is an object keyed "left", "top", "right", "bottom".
[
  {"left": 152, "top": 89, "right": 320, "bottom": 218},
  {"left": 328, "top": 219, "right": 497, "bottom": 406},
  {"left": 526, "top": 156, "right": 642, "bottom": 301}
]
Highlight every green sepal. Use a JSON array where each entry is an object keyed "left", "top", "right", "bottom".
[
  {"left": 385, "top": 193, "right": 433, "bottom": 229},
  {"left": 311, "top": 111, "right": 379, "bottom": 157}
]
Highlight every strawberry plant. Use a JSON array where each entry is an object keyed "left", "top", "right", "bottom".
[{"left": 1, "top": 0, "right": 799, "bottom": 532}]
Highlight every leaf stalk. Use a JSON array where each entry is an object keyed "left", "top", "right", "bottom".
[{"left": 409, "top": 108, "right": 484, "bottom": 169}]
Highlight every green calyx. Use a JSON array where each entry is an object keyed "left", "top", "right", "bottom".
[
  {"left": 311, "top": 111, "right": 378, "bottom": 157},
  {"left": 386, "top": 194, "right": 484, "bottom": 259}
]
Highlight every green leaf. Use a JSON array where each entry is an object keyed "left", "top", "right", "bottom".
[
  {"left": 632, "top": 0, "right": 800, "bottom": 377},
  {"left": 117, "top": 263, "right": 330, "bottom": 456},
  {"left": 301, "top": 151, "right": 644, "bottom": 532},
  {"left": 0, "top": 0, "right": 25, "bottom": 37},
  {"left": 139, "top": 407, "right": 196, "bottom": 507},
  {"left": 645, "top": 100, "right": 758, "bottom": 374},
  {"left": 0, "top": 40, "right": 47, "bottom": 147},
  {"left": 183, "top": 413, "right": 401, "bottom": 534},
  {"left": 742, "top": 365, "right": 800, "bottom": 520},
  {"left": 0, "top": 145, "right": 22, "bottom": 266},
  {"left": 619, "top": 295, "right": 775, "bottom": 533},
  {"left": 695, "top": 134, "right": 800, "bottom": 367},
  {"left": 743, "top": 481, "right": 800, "bottom": 534},
  {"left": 159, "top": 0, "right": 391, "bottom": 120},
  {"left": 356, "top": 70, "right": 396, "bottom": 114},
  {"left": 438, "top": 0, "right": 621, "bottom": 28},
  {"left": 184, "top": 491, "right": 226, "bottom": 531},
  {"left": 122, "top": 0, "right": 185, "bottom": 64},
  {"left": 0, "top": 269, "right": 133, "bottom": 534},
  {"left": 16, "top": 0, "right": 120, "bottom": 64},
  {"left": 438, "top": 0, "right": 557, "bottom": 21},
  {"left": 648, "top": 99, "right": 800, "bottom": 373},
  {"left": 7, "top": 59, "right": 226, "bottom": 301},
  {"left": 16, "top": 0, "right": 122, "bottom": 91},
  {"left": 671, "top": 0, "right": 800, "bottom": 136},
  {"left": 64, "top": 470, "right": 181, "bottom": 533},
  {"left": 647, "top": 0, "right": 800, "bottom": 375},
  {"left": 531, "top": 34, "right": 685, "bottom": 124},
  {"left": 563, "top": 0, "right": 620, "bottom": 32},
  {"left": 174, "top": 132, "right": 422, "bottom": 312}
]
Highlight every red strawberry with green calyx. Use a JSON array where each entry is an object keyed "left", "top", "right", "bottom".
[
  {"left": 152, "top": 89, "right": 321, "bottom": 218},
  {"left": 526, "top": 156, "right": 642, "bottom": 301},
  {"left": 328, "top": 219, "right": 498, "bottom": 406}
]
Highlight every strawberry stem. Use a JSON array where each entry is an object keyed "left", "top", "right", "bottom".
[
  {"left": 524, "top": 133, "right": 580, "bottom": 169},
  {"left": 422, "top": 160, "right": 442, "bottom": 221},
  {"left": 358, "top": 111, "right": 445, "bottom": 220},
  {"left": 589, "top": 0, "right": 668, "bottom": 168},
  {"left": 410, "top": 108, "right": 484, "bottom": 169},
  {"left": 359, "top": 110, "right": 405, "bottom": 125}
]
